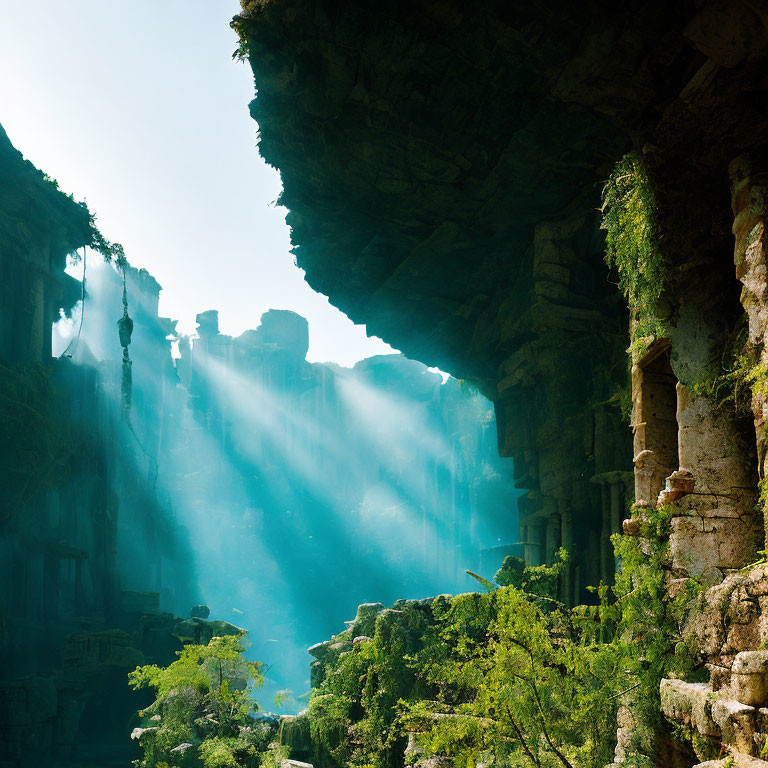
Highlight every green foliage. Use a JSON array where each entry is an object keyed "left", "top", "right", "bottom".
[
  {"left": 199, "top": 737, "right": 241, "bottom": 768},
  {"left": 40, "top": 171, "right": 127, "bottom": 267},
  {"left": 305, "top": 521, "right": 702, "bottom": 768},
  {"left": 273, "top": 690, "right": 291, "bottom": 710},
  {"left": 464, "top": 570, "right": 497, "bottom": 592},
  {"left": 128, "top": 632, "right": 279, "bottom": 768},
  {"left": 231, "top": 2, "right": 272, "bottom": 61},
  {"left": 492, "top": 555, "right": 524, "bottom": 587},
  {"left": 601, "top": 153, "right": 666, "bottom": 349},
  {"left": 607, "top": 505, "right": 702, "bottom": 746},
  {"left": 684, "top": 321, "right": 760, "bottom": 418},
  {"left": 88, "top": 220, "right": 127, "bottom": 267}
]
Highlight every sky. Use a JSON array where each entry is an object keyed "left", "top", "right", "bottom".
[{"left": 0, "top": 0, "right": 396, "bottom": 365}]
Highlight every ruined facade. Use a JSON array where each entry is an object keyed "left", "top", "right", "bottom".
[{"left": 0, "top": 126, "right": 190, "bottom": 768}]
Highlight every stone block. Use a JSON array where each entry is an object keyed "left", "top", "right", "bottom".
[
  {"left": 711, "top": 697, "right": 756, "bottom": 754},
  {"left": 745, "top": 568, "right": 768, "bottom": 597},
  {"left": 733, "top": 754, "right": 768, "bottom": 768},
  {"left": 731, "top": 651, "right": 768, "bottom": 706},
  {"left": 190, "top": 604, "right": 210, "bottom": 619},
  {"left": 670, "top": 513, "right": 759, "bottom": 576},
  {"left": 660, "top": 678, "right": 718, "bottom": 736}
]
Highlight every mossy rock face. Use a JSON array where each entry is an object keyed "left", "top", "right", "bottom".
[
  {"left": 235, "top": 1, "right": 767, "bottom": 396},
  {"left": 281, "top": 713, "right": 313, "bottom": 759},
  {"left": 172, "top": 617, "right": 243, "bottom": 646},
  {"left": 348, "top": 602, "right": 384, "bottom": 638}
]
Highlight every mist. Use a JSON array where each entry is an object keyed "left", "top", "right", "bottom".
[{"left": 53, "top": 256, "right": 521, "bottom": 710}]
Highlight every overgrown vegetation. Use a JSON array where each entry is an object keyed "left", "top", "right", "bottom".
[
  {"left": 601, "top": 153, "right": 666, "bottom": 351},
  {"left": 298, "top": 507, "right": 701, "bottom": 768},
  {"left": 231, "top": 1, "right": 272, "bottom": 61},
  {"left": 125, "top": 508, "right": 702, "bottom": 768},
  {"left": 40, "top": 172, "right": 127, "bottom": 267},
  {"left": 128, "top": 632, "right": 285, "bottom": 768}
]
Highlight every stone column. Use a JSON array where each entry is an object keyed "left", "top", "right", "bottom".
[
  {"left": 545, "top": 511, "right": 560, "bottom": 566},
  {"left": 587, "top": 528, "right": 601, "bottom": 592},
  {"left": 731, "top": 153, "right": 768, "bottom": 552},
  {"left": 522, "top": 516, "right": 545, "bottom": 567},
  {"left": 610, "top": 481, "right": 623, "bottom": 536}
]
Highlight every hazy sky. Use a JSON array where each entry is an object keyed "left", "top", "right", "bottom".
[{"left": 0, "top": 0, "right": 395, "bottom": 365}]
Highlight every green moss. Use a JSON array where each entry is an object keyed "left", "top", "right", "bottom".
[
  {"left": 41, "top": 171, "right": 127, "bottom": 267},
  {"left": 231, "top": 2, "right": 272, "bottom": 60}
]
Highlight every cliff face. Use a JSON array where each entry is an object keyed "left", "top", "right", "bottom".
[
  {"left": 238, "top": 0, "right": 698, "bottom": 603},
  {"left": 238, "top": 0, "right": 661, "bottom": 391},
  {"left": 236, "top": 0, "right": 768, "bottom": 590},
  {"left": 237, "top": 2, "right": 768, "bottom": 764},
  {"left": 0, "top": 125, "right": 87, "bottom": 361},
  {"left": 236, "top": 0, "right": 766, "bottom": 387}
]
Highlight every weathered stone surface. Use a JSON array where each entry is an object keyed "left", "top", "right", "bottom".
[
  {"left": 711, "top": 697, "right": 756, "bottom": 754},
  {"left": 347, "top": 602, "right": 385, "bottom": 638},
  {"left": 731, "top": 651, "right": 768, "bottom": 707},
  {"left": 281, "top": 759, "right": 314, "bottom": 768},
  {"left": 234, "top": 0, "right": 768, "bottom": 622},
  {"left": 190, "top": 604, "right": 211, "bottom": 619},
  {"left": 660, "top": 679, "right": 718, "bottom": 737}
]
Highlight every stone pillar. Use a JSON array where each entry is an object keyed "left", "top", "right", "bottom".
[
  {"left": 610, "top": 480, "right": 624, "bottom": 575},
  {"left": 731, "top": 153, "right": 768, "bottom": 552},
  {"left": 666, "top": 384, "right": 760, "bottom": 576},
  {"left": 545, "top": 511, "right": 560, "bottom": 566},
  {"left": 522, "top": 515, "right": 545, "bottom": 567},
  {"left": 610, "top": 481, "right": 622, "bottom": 536},
  {"left": 587, "top": 528, "right": 601, "bottom": 592}
]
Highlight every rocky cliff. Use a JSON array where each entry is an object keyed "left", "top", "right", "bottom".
[{"left": 236, "top": 1, "right": 768, "bottom": 764}]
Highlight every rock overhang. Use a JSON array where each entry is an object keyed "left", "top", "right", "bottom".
[
  {"left": 234, "top": 0, "right": 706, "bottom": 394},
  {"left": 234, "top": 0, "right": 768, "bottom": 497}
]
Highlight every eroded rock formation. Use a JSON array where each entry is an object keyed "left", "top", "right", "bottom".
[{"left": 237, "top": 1, "right": 768, "bottom": 764}]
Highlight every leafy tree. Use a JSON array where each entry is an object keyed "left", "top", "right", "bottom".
[
  {"left": 128, "top": 632, "right": 284, "bottom": 768},
  {"left": 303, "top": 514, "right": 703, "bottom": 768}
]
